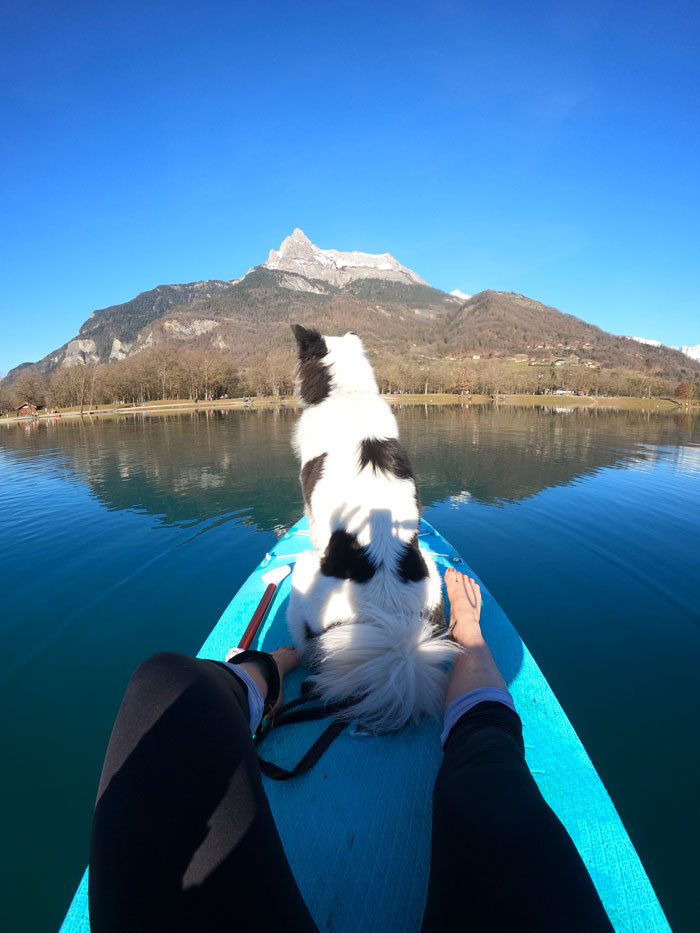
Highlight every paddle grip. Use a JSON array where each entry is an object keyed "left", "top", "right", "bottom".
[{"left": 238, "top": 583, "right": 277, "bottom": 650}]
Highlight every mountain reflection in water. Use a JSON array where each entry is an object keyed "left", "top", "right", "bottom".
[{"left": 3, "top": 405, "right": 698, "bottom": 527}]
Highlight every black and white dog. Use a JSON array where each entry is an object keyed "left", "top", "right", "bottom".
[{"left": 287, "top": 325, "right": 458, "bottom": 732}]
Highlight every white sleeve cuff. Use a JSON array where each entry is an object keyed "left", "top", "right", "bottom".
[
  {"left": 441, "top": 687, "right": 516, "bottom": 746},
  {"left": 224, "top": 650, "right": 265, "bottom": 734}
]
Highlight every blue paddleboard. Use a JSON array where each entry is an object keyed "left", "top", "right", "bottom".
[{"left": 60, "top": 517, "right": 669, "bottom": 932}]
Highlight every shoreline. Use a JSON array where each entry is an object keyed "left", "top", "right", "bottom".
[
  {"left": 1, "top": 393, "right": 690, "bottom": 425},
  {"left": 384, "top": 393, "right": 684, "bottom": 411}
]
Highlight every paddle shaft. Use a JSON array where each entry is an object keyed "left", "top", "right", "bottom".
[{"left": 238, "top": 582, "right": 277, "bottom": 650}]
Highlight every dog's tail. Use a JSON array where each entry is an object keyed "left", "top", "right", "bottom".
[{"left": 307, "top": 609, "right": 462, "bottom": 733}]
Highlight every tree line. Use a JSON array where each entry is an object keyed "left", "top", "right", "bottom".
[
  {"left": 1, "top": 347, "right": 296, "bottom": 411},
  {"left": 2, "top": 345, "right": 697, "bottom": 412},
  {"left": 372, "top": 355, "right": 693, "bottom": 400}
]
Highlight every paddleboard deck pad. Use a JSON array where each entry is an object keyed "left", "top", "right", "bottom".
[{"left": 60, "top": 518, "right": 669, "bottom": 932}]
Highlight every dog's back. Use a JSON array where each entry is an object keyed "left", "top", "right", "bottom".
[{"left": 287, "top": 326, "right": 458, "bottom": 731}]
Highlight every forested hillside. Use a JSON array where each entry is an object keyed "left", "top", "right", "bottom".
[{"left": 3, "top": 248, "right": 699, "bottom": 410}]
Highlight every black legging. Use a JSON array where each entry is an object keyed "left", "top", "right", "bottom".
[{"left": 89, "top": 653, "right": 612, "bottom": 932}]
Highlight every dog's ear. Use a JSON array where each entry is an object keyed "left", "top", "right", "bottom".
[{"left": 291, "top": 324, "right": 328, "bottom": 360}]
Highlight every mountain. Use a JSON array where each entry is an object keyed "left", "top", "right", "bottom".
[
  {"left": 8, "top": 280, "right": 237, "bottom": 377},
  {"left": 264, "top": 227, "right": 426, "bottom": 287},
  {"left": 4, "top": 233, "right": 457, "bottom": 380},
  {"left": 4, "top": 230, "right": 700, "bottom": 388},
  {"left": 630, "top": 336, "right": 700, "bottom": 364},
  {"left": 446, "top": 291, "right": 699, "bottom": 377}
]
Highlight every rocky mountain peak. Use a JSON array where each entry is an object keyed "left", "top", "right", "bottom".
[
  {"left": 264, "top": 229, "right": 427, "bottom": 287},
  {"left": 268, "top": 228, "right": 314, "bottom": 262}
]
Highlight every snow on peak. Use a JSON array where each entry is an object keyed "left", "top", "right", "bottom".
[
  {"left": 450, "top": 289, "right": 472, "bottom": 301},
  {"left": 264, "top": 229, "right": 426, "bottom": 286},
  {"left": 629, "top": 336, "right": 663, "bottom": 347},
  {"left": 629, "top": 335, "right": 700, "bottom": 361}
]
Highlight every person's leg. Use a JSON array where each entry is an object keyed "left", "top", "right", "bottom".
[
  {"left": 422, "top": 701, "right": 612, "bottom": 932},
  {"left": 421, "top": 570, "right": 612, "bottom": 932},
  {"left": 89, "top": 651, "right": 317, "bottom": 933}
]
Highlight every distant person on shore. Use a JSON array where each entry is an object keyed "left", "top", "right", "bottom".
[{"left": 88, "top": 570, "right": 612, "bottom": 932}]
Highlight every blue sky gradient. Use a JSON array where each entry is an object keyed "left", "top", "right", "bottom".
[{"left": 1, "top": 0, "right": 698, "bottom": 374}]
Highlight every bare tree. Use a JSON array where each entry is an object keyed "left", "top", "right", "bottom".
[
  {"left": 244, "top": 354, "right": 271, "bottom": 396},
  {"left": 148, "top": 347, "right": 179, "bottom": 400},
  {"left": 265, "top": 348, "right": 295, "bottom": 397},
  {"left": 12, "top": 370, "right": 47, "bottom": 407}
]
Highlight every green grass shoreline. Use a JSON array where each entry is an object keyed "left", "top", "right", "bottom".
[
  {"left": 386, "top": 393, "right": 684, "bottom": 411},
  {"left": 2, "top": 393, "right": 692, "bottom": 425}
]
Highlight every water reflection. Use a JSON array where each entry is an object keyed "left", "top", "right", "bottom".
[
  {"left": 397, "top": 405, "right": 699, "bottom": 506},
  {"left": 1, "top": 408, "right": 303, "bottom": 531},
  {"left": 2, "top": 406, "right": 699, "bottom": 529}
]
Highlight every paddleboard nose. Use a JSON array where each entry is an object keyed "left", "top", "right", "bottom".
[{"left": 261, "top": 564, "right": 292, "bottom": 586}]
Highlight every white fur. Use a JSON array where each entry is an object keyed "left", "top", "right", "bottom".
[{"left": 287, "top": 331, "right": 459, "bottom": 732}]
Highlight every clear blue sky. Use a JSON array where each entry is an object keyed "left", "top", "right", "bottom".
[{"left": 1, "top": 0, "right": 699, "bottom": 374}]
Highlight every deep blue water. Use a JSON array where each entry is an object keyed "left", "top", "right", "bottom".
[{"left": 1, "top": 406, "right": 699, "bottom": 932}]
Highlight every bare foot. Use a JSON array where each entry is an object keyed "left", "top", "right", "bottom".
[
  {"left": 443, "top": 569, "right": 507, "bottom": 706},
  {"left": 444, "top": 568, "right": 484, "bottom": 648}
]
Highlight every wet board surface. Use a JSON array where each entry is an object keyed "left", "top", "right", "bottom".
[{"left": 60, "top": 517, "right": 669, "bottom": 932}]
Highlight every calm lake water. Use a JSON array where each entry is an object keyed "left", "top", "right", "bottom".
[{"left": 1, "top": 405, "right": 699, "bottom": 932}]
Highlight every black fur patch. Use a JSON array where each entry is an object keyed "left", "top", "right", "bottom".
[
  {"left": 320, "top": 529, "right": 376, "bottom": 583},
  {"left": 301, "top": 452, "right": 327, "bottom": 506},
  {"left": 291, "top": 324, "right": 328, "bottom": 360},
  {"left": 428, "top": 600, "right": 446, "bottom": 630},
  {"left": 298, "top": 358, "right": 331, "bottom": 405},
  {"left": 397, "top": 535, "right": 429, "bottom": 582},
  {"left": 359, "top": 437, "right": 415, "bottom": 481},
  {"left": 302, "top": 623, "right": 323, "bottom": 671},
  {"left": 291, "top": 325, "right": 331, "bottom": 406}
]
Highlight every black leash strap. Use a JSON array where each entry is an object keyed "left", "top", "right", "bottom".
[
  {"left": 254, "top": 684, "right": 354, "bottom": 781},
  {"left": 257, "top": 719, "right": 347, "bottom": 780}
]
